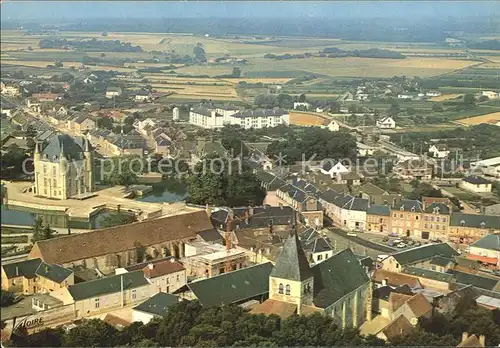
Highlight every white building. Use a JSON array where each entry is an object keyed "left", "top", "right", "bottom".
[
  {"left": 320, "top": 119, "right": 340, "bottom": 132},
  {"left": 376, "top": 117, "right": 396, "bottom": 129},
  {"left": 189, "top": 104, "right": 289, "bottom": 130},
  {"left": 470, "top": 156, "right": 500, "bottom": 178},
  {"left": 320, "top": 161, "right": 350, "bottom": 178},
  {"left": 469, "top": 234, "right": 500, "bottom": 268},
  {"left": 135, "top": 91, "right": 152, "bottom": 102},
  {"left": 172, "top": 107, "right": 180, "bottom": 121},
  {"left": 105, "top": 87, "right": 122, "bottom": 98},
  {"left": 428, "top": 144, "right": 450, "bottom": 158},
  {"left": 1, "top": 83, "right": 20, "bottom": 96},
  {"left": 426, "top": 91, "right": 441, "bottom": 97},
  {"left": 293, "top": 102, "right": 310, "bottom": 110},
  {"left": 482, "top": 91, "right": 499, "bottom": 99},
  {"left": 460, "top": 176, "right": 492, "bottom": 193}
]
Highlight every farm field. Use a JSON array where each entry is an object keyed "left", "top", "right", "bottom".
[
  {"left": 456, "top": 112, "right": 500, "bottom": 125},
  {"left": 430, "top": 94, "right": 462, "bottom": 101},
  {"left": 289, "top": 112, "right": 327, "bottom": 126}
]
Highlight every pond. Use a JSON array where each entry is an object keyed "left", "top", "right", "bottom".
[
  {"left": 0, "top": 205, "right": 125, "bottom": 230},
  {"left": 134, "top": 179, "right": 188, "bottom": 203}
]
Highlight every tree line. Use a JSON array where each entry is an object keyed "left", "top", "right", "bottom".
[
  {"left": 39, "top": 38, "right": 143, "bottom": 52},
  {"left": 9, "top": 295, "right": 499, "bottom": 347}
]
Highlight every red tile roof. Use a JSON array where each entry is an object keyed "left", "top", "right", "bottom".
[{"left": 143, "top": 259, "right": 185, "bottom": 279}]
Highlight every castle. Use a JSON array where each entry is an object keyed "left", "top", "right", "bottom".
[{"left": 33, "top": 134, "right": 94, "bottom": 200}]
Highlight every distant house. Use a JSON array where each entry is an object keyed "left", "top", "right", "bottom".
[
  {"left": 135, "top": 90, "right": 153, "bottom": 102},
  {"left": 105, "top": 87, "right": 123, "bottom": 98},
  {"left": 293, "top": 102, "right": 310, "bottom": 110},
  {"left": 460, "top": 176, "right": 492, "bottom": 193},
  {"left": 320, "top": 119, "right": 340, "bottom": 132},
  {"left": 481, "top": 91, "right": 499, "bottom": 99},
  {"left": 448, "top": 213, "right": 500, "bottom": 245},
  {"left": 68, "top": 114, "right": 97, "bottom": 134},
  {"left": 394, "top": 159, "right": 433, "bottom": 180},
  {"left": 320, "top": 160, "right": 350, "bottom": 178},
  {"left": 397, "top": 93, "right": 415, "bottom": 100},
  {"left": 428, "top": 144, "right": 450, "bottom": 158},
  {"left": 132, "top": 292, "right": 181, "bottom": 324},
  {"left": 376, "top": 116, "right": 396, "bottom": 129},
  {"left": 468, "top": 234, "right": 500, "bottom": 268},
  {"left": 426, "top": 91, "right": 441, "bottom": 97},
  {"left": 1, "top": 83, "right": 20, "bottom": 96}
]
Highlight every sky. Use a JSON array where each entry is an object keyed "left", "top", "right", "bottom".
[{"left": 1, "top": 1, "right": 499, "bottom": 21}]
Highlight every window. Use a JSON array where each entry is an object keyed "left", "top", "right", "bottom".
[
  {"left": 400, "top": 214, "right": 403, "bottom": 218},
  {"left": 415, "top": 216, "right": 419, "bottom": 220},
  {"left": 317, "top": 254, "right": 323, "bottom": 261},
  {"left": 393, "top": 214, "right": 397, "bottom": 218},
  {"left": 95, "top": 298, "right": 100, "bottom": 309},
  {"left": 442, "top": 217, "right": 447, "bottom": 223},
  {"left": 278, "top": 283, "right": 284, "bottom": 294},
  {"left": 132, "top": 289, "right": 137, "bottom": 300},
  {"left": 436, "top": 217, "right": 440, "bottom": 222},
  {"left": 431, "top": 216, "right": 435, "bottom": 222},
  {"left": 167, "top": 277, "right": 170, "bottom": 284},
  {"left": 176, "top": 274, "right": 180, "bottom": 282},
  {"left": 285, "top": 284, "right": 291, "bottom": 296}
]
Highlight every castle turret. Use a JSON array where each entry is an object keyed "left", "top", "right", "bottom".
[
  {"left": 33, "top": 142, "right": 41, "bottom": 196},
  {"left": 59, "top": 139, "right": 67, "bottom": 199},
  {"left": 83, "top": 137, "right": 93, "bottom": 193}
]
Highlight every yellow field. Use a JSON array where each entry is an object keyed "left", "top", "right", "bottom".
[
  {"left": 456, "top": 112, "right": 500, "bottom": 125},
  {"left": 219, "top": 78, "right": 292, "bottom": 84},
  {"left": 289, "top": 112, "right": 327, "bottom": 126},
  {"left": 430, "top": 94, "right": 463, "bottom": 102}
]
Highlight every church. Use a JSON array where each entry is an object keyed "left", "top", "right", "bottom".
[
  {"left": 33, "top": 134, "right": 94, "bottom": 200},
  {"left": 251, "top": 228, "right": 373, "bottom": 328}
]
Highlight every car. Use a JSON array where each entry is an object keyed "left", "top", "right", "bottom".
[
  {"left": 377, "top": 254, "right": 389, "bottom": 262},
  {"left": 347, "top": 232, "right": 357, "bottom": 237},
  {"left": 407, "top": 240, "right": 415, "bottom": 246},
  {"left": 394, "top": 239, "right": 403, "bottom": 244},
  {"left": 397, "top": 243, "right": 406, "bottom": 248},
  {"left": 414, "top": 241, "right": 422, "bottom": 247},
  {"left": 382, "top": 236, "right": 389, "bottom": 242}
]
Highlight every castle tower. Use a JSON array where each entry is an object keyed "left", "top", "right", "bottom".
[
  {"left": 33, "top": 142, "right": 41, "bottom": 196},
  {"left": 268, "top": 222, "right": 314, "bottom": 313},
  {"left": 59, "top": 139, "right": 67, "bottom": 199},
  {"left": 83, "top": 137, "right": 93, "bottom": 193}
]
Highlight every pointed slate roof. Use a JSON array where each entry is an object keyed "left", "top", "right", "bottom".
[{"left": 271, "top": 231, "right": 314, "bottom": 282}]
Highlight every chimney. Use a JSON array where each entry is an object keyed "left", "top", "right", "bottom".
[
  {"left": 382, "top": 278, "right": 388, "bottom": 286},
  {"left": 461, "top": 332, "right": 469, "bottom": 343},
  {"left": 244, "top": 210, "right": 249, "bottom": 224},
  {"left": 170, "top": 258, "right": 175, "bottom": 263},
  {"left": 479, "top": 335, "right": 485, "bottom": 347},
  {"left": 120, "top": 275, "right": 124, "bottom": 307},
  {"left": 16, "top": 266, "right": 19, "bottom": 277},
  {"left": 249, "top": 206, "right": 254, "bottom": 217},
  {"left": 148, "top": 263, "right": 154, "bottom": 270},
  {"left": 205, "top": 204, "right": 211, "bottom": 217}
]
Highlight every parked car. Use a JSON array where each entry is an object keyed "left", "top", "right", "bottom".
[
  {"left": 382, "top": 236, "right": 389, "bottom": 242},
  {"left": 397, "top": 243, "right": 406, "bottom": 248},
  {"left": 347, "top": 232, "right": 357, "bottom": 237},
  {"left": 377, "top": 254, "right": 389, "bottom": 262}
]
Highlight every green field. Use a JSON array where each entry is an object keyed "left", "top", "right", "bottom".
[{"left": 1, "top": 235, "right": 29, "bottom": 244}]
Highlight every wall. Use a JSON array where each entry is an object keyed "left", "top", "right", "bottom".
[
  {"left": 131, "top": 310, "right": 156, "bottom": 324},
  {"left": 381, "top": 256, "right": 401, "bottom": 273},
  {"left": 269, "top": 276, "right": 314, "bottom": 307},
  {"left": 148, "top": 269, "right": 186, "bottom": 293}
]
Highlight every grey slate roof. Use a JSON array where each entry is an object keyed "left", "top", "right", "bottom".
[
  {"left": 404, "top": 267, "right": 454, "bottom": 283},
  {"left": 68, "top": 270, "right": 149, "bottom": 301},
  {"left": 2, "top": 258, "right": 72, "bottom": 283},
  {"left": 359, "top": 183, "right": 388, "bottom": 196},
  {"left": 367, "top": 204, "right": 391, "bottom": 216},
  {"left": 394, "top": 199, "right": 424, "bottom": 213},
  {"left": 462, "top": 176, "right": 491, "bottom": 185},
  {"left": 312, "top": 237, "right": 333, "bottom": 253},
  {"left": 312, "top": 249, "right": 370, "bottom": 308},
  {"left": 133, "top": 292, "right": 180, "bottom": 316},
  {"left": 471, "top": 234, "right": 500, "bottom": 251},
  {"left": 391, "top": 243, "right": 459, "bottom": 266},
  {"left": 429, "top": 256, "right": 453, "bottom": 267},
  {"left": 40, "top": 134, "right": 89, "bottom": 162},
  {"left": 188, "top": 262, "right": 273, "bottom": 307},
  {"left": 211, "top": 206, "right": 294, "bottom": 230},
  {"left": 450, "top": 213, "right": 500, "bottom": 229},
  {"left": 424, "top": 202, "right": 451, "bottom": 215},
  {"left": 271, "top": 231, "right": 314, "bottom": 282},
  {"left": 451, "top": 270, "right": 499, "bottom": 291}
]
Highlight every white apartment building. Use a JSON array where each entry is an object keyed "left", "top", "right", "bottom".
[{"left": 189, "top": 104, "right": 289, "bottom": 129}]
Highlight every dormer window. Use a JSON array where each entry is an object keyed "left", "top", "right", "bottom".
[
  {"left": 278, "top": 283, "right": 284, "bottom": 294},
  {"left": 460, "top": 220, "right": 465, "bottom": 227},
  {"left": 411, "top": 206, "right": 415, "bottom": 212},
  {"left": 480, "top": 222, "right": 486, "bottom": 228},
  {"left": 400, "top": 206, "right": 404, "bottom": 211}
]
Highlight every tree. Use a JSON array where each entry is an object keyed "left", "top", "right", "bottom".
[
  {"left": 1, "top": 289, "right": 15, "bottom": 307},
  {"left": 28, "top": 46, "right": 33, "bottom": 51},
  {"left": 432, "top": 102, "right": 444, "bottom": 112},
  {"left": 100, "top": 156, "right": 139, "bottom": 186},
  {"left": 101, "top": 212, "right": 136, "bottom": 228},
  {"left": 134, "top": 241, "right": 147, "bottom": 263},
  {"left": 406, "top": 107, "right": 416, "bottom": 115},
  {"left": 31, "top": 216, "right": 45, "bottom": 243},
  {"left": 42, "top": 224, "right": 54, "bottom": 240},
  {"left": 463, "top": 94, "right": 475, "bottom": 108},
  {"left": 193, "top": 43, "right": 206, "bottom": 62},
  {"left": 97, "top": 117, "right": 114, "bottom": 130},
  {"left": 62, "top": 319, "right": 118, "bottom": 347},
  {"left": 100, "top": 53, "right": 106, "bottom": 58},
  {"left": 408, "top": 183, "right": 443, "bottom": 200},
  {"left": 54, "top": 61, "right": 63, "bottom": 68},
  {"left": 232, "top": 67, "right": 242, "bottom": 77},
  {"left": 101, "top": 32, "right": 108, "bottom": 36},
  {"left": 298, "top": 93, "right": 306, "bottom": 102},
  {"left": 187, "top": 154, "right": 266, "bottom": 207}
]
